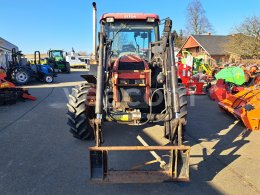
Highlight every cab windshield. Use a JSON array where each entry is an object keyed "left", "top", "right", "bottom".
[
  {"left": 50, "top": 51, "right": 63, "bottom": 58},
  {"left": 104, "top": 21, "right": 157, "bottom": 60}
]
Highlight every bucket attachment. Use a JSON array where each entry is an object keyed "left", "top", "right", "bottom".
[
  {"left": 89, "top": 145, "right": 190, "bottom": 183},
  {"left": 219, "top": 85, "right": 260, "bottom": 130}
]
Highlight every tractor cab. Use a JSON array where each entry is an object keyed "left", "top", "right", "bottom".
[
  {"left": 101, "top": 13, "right": 160, "bottom": 61},
  {"left": 100, "top": 14, "right": 161, "bottom": 110},
  {"left": 49, "top": 50, "right": 64, "bottom": 61}
]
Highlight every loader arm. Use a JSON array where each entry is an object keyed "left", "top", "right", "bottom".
[{"left": 149, "top": 19, "right": 183, "bottom": 141}]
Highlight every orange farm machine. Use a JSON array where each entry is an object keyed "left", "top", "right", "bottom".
[
  {"left": 219, "top": 85, "right": 260, "bottom": 130},
  {"left": 0, "top": 72, "right": 36, "bottom": 105},
  {"left": 209, "top": 65, "right": 260, "bottom": 102}
]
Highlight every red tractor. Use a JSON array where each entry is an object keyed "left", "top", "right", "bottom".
[{"left": 67, "top": 2, "right": 190, "bottom": 183}]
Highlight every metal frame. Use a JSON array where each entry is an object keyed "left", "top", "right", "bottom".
[{"left": 89, "top": 145, "right": 190, "bottom": 183}]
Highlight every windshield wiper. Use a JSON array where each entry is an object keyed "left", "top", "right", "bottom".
[{"left": 111, "top": 23, "right": 129, "bottom": 41}]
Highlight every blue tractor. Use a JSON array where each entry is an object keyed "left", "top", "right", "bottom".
[
  {"left": 30, "top": 51, "right": 56, "bottom": 83},
  {"left": 9, "top": 49, "right": 55, "bottom": 85}
]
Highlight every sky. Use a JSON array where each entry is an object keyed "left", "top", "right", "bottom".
[{"left": 0, "top": 0, "right": 259, "bottom": 54}]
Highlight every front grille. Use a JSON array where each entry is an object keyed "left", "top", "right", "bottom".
[
  {"left": 118, "top": 61, "right": 145, "bottom": 70},
  {"left": 118, "top": 86, "right": 147, "bottom": 108}
]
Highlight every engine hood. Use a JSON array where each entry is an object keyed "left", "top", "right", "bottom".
[
  {"left": 119, "top": 53, "right": 143, "bottom": 63},
  {"left": 112, "top": 53, "right": 149, "bottom": 71}
]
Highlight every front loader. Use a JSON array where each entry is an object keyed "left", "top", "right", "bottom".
[{"left": 67, "top": 2, "right": 190, "bottom": 183}]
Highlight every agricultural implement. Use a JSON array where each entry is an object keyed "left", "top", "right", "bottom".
[
  {"left": 66, "top": 2, "right": 190, "bottom": 183},
  {"left": 209, "top": 65, "right": 260, "bottom": 102},
  {"left": 177, "top": 53, "right": 205, "bottom": 95},
  {"left": 0, "top": 72, "right": 36, "bottom": 104},
  {"left": 219, "top": 85, "right": 260, "bottom": 130}
]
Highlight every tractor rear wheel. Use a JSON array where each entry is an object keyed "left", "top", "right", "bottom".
[
  {"left": 67, "top": 83, "right": 95, "bottom": 140},
  {"left": 12, "top": 68, "right": 31, "bottom": 85}
]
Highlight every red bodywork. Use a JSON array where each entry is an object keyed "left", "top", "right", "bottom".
[
  {"left": 209, "top": 79, "right": 232, "bottom": 102},
  {"left": 112, "top": 55, "right": 151, "bottom": 104},
  {"left": 177, "top": 62, "right": 192, "bottom": 85},
  {"left": 101, "top": 13, "right": 159, "bottom": 21},
  {"left": 208, "top": 76, "right": 260, "bottom": 102}
]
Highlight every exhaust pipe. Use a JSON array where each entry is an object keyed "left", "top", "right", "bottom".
[{"left": 92, "top": 2, "right": 97, "bottom": 62}]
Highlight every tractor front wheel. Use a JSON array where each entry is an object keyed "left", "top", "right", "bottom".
[
  {"left": 178, "top": 84, "right": 188, "bottom": 125},
  {"left": 67, "top": 83, "right": 95, "bottom": 140},
  {"left": 44, "top": 75, "right": 54, "bottom": 83}
]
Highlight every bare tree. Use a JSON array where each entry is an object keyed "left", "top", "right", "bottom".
[
  {"left": 186, "top": 0, "right": 213, "bottom": 35},
  {"left": 237, "top": 16, "right": 260, "bottom": 40},
  {"left": 172, "top": 30, "right": 186, "bottom": 48},
  {"left": 226, "top": 16, "right": 260, "bottom": 59}
]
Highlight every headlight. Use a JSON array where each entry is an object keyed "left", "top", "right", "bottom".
[
  {"left": 119, "top": 79, "right": 128, "bottom": 84},
  {"left": 106, "top": 17, "right": 114, "bottom": 23},
  {"left": 147, "top": 17, "right": 155, "bottom": 22},
  {"left": 118, "top": 79, "right": 145, "bottom": 85},
  {"left": 135, "top": 79, "right": 145, "bottom": 84}
]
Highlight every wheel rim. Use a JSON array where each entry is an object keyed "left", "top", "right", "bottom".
[
  {"left": 45, "top": 76, "right": 53, "bottom": 83},
  {"left": 16, "top": 72, "right": 28, "bottom": 83}
]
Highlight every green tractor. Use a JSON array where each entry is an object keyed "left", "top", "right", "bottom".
[{"left": 47, "top": 50, "right": 70, "bottom": 73}]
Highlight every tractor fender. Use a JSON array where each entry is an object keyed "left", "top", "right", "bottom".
[
  {"left": 40, "top": 65, "right": 50, "bottom": 75},
  {"left": 80, "top": 74, "right": 97, "bottom": 84}
]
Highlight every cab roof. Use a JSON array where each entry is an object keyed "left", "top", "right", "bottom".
[{"left": 101, "top": 13, "right": 159, "bottom": 21}]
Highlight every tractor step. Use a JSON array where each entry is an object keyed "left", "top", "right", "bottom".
[{"left": 89, "top": 145, "right": 190, "bottom": 183}]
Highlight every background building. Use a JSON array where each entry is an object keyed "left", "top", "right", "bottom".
[
  {"left": 0, "top": 37, "right": 19, "bottom": 69},
  {"left": 178, "top": 35, "right": 230, "bottom": 65}
]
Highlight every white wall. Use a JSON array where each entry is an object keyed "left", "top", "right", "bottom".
[{"left": 0, "top": 37, "right": 19, "bottom": 69}]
